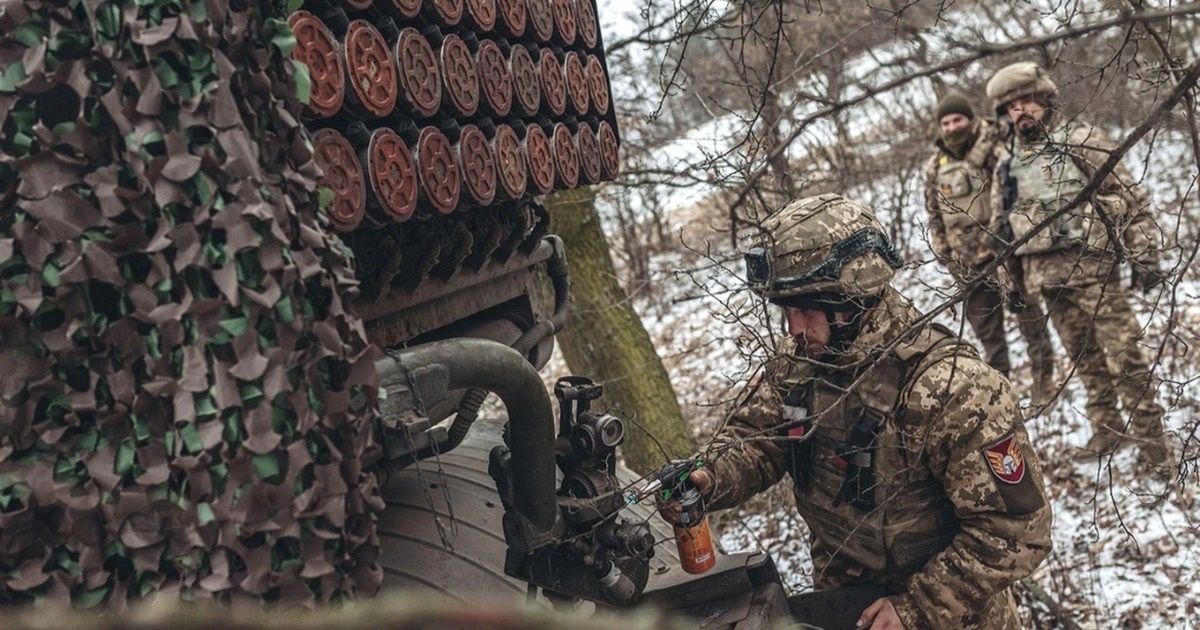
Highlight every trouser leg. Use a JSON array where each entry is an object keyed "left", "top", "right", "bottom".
[
  {"left": 1012, "top": 288, "right": 1056, "bottom": 405},
  {"left": 1056, "top": 283, "right": 1169, "bottom": 464},
  {"left": 962, "top": 277, "right": 1011, "bottom": 376},
  {"left": 1065, "top": 283, "right": 1165, "bottom": 436},
  {"left": 1042, "top": 285, "right": 1122, "bottom": 432},
  {"left": 788, "top": 584, "right": 891, "bottom": 630}
]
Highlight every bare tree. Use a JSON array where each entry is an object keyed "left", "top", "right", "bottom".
[{"left": 598, "top": 1, "right": 1200, "bottom": 627}]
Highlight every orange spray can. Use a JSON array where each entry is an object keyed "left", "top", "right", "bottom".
[{"left": 673, "top": 484, "right": 716, "bottom": 574}]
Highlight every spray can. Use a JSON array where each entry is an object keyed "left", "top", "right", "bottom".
[{"left": 673, "top": 484, "right": 716, "bottom": 574}]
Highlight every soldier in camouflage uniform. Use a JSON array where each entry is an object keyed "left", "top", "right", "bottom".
[
  {"left": 986, "top": 62, "right": 1170, "bottom": 465},
  {"left": 923, "top": 93, "right": 1055, "bottom": 405},
  {"left": 673, "top": 194, "right": 1052, "bottom": 629}
]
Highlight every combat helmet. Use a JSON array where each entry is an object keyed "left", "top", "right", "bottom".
[
  {"left": 986, "top": 62, "right": 1058, "bottom": 112},
  {"left": 744, "top": 193, "right": 903, "bottom": 303}
]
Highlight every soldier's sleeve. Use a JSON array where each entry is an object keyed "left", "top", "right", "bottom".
[
  {"left": 890, "top": 356, "right": 1053, "bottom": 630},
  {"left": 967, "top": 131, "right": 1001, "bottom": 242},
  {"left": 970, "top": 123, "right": 1001, "bottom": 175},
  {"left": 923, "top": 154, "right": 952, "bottom": 261},
  {"left": 699, "top": 371, "right": 790, "bottom": 511},
  {"left": 1070, "top": 125, "right": 1161, "bottom": 264},
  {"left": 987, "top": 144, "right": 1010, "bottom": 242}
]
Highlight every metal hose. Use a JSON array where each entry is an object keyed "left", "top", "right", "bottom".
[
  {"left": 440, "top": 235, "right": 571, "bottom": 449},
  {"left": 387, "top": 338, "right": 558, "bottom": 530}
]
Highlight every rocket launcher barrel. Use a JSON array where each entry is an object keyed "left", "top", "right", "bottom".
[{"left": 287, "top": 0, "right": 621, "bottom": 333}]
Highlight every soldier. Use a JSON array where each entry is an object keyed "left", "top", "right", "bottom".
[
  {"left": 669, "top": 194, "right": 1052, "bottom": 629},
  {"left": 985, "top": 62, "right": 1170, "bottom": 465},
  {"left": 924, "top": 92, "right": 1056, "bottom": 406}
]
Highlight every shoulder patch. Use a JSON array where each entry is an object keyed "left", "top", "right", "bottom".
[{"left": 982, "top": 433, "right": 1026, "bottom": 484}]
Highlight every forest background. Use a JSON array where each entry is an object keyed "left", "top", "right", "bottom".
[{"left": 547, "top": 0, "right": 1200, "bottom": 627}]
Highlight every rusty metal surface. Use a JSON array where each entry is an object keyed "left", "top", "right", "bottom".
[
  {"left": 416, "top": 127, "right": 461, "bottom": 214},
  {"left": 575, "top": 0, "right": 598, "bottom": 50},
  {"left": 551, "top": 122, "right": 579, "bottom": 190},
  {"left": 390, "top": 0, "right": 423, "bottom": 19},
  {"left": 465, "top": 0, "right": 498, "bottom": 31},
  {"left": 396, "top": 28, "right": 442, "bottom": 119},
  {"left": 564, "top": 52, "right": 589, "bottom": 115},
  {"left": 290, "top": 11, "right": 345, "bottom": 119},
  {"left": 314, "top": 129, "right": 368, "bottom": 232},
  {"left": 510, "top": 44, "right": 541, "bottom": 117},
  {"left": 345, "top": 20, "right": 399, "bottom": 118},
  {"left": 586, "top": 54, "right": 609, "bottom": 116},
  {"left": 598, "top": 120, "right": 619, "bottom": 179},
  {"left": 551, "top": 0, "right": 577, "bottom": 46},
  {"left": 287, "top": 0, "right": 619, "bottom": 347},
  {"left": 576, "top": 122, "right": 601, "bottom": 185},
  {"left": 429, "top": 0, "right": 465, "bottom": 26},
  {"left": 493, "top": 125, "right": 528, "bottom": 201},
  {"left": 441, "top": 34, "right": 480, "bottom": 117},
  {"left": 524, "top": 124, "right": 555, "bottom": 195},
  {"left": 291, "top": 0, "right": 617, "bottom": 218},
  {"left": 478, "top": 39, "right": 513, "bottom": 117},
  {"left": 496, "top": 0, "right": 528, "bottom": 37},
  {"left": 539, "top": 48, "right": 566, "bottom": 116},
  {"left": 367, "top": 128, "right": 419, "bottom": 223},
  {"left": 526, "top": 0, "right": 554, "bottom": 42},
  {"left": 458, "top": 124, "right": 498, "bottom": 206}
]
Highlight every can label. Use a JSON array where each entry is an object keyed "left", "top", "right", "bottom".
[
  {"left": 674, "top": 488, "right": 716, "bottom": 574},
  {"left": 675, "top": 519, "right": 716, "bottom": 574}
]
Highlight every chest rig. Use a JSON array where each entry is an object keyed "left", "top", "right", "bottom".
[
  {"left": 935, "top": 136, "right": 993, "bottom": 231},
  {"left": 777, "top": 323, "right": 968, "bottom": 576},
  {"left": 1007, "top": 126, "right": 1122, "bottom": 255}
]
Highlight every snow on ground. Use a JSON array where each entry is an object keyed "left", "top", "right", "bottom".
[
  {"left": 575, "top": 136, "right": 1200, "bottom": 629},
  {"left": 533, "top": 167, "right": 1200, "bottom": 626},
  {"left": 598, "top": 214, "right": 1200, "bottom": 628},
  {"left": 561, "top": 2, "right": 1200, "bottom": 626}
]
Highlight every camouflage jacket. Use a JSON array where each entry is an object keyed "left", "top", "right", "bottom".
[
  {"left": 701, "top": 288, "right": 1052, "bottom": 629},
  {"left": 989, "top": 121, "right": 1161, "bottom": 290},
  {"left": 924, "top": 119, "right": 1002, "bottom": 271}
]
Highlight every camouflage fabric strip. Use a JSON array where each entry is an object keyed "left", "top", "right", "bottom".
[{"left": 0, "top": 0, "right": 382, "bottom": 609}]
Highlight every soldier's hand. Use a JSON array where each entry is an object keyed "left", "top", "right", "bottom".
[
  {"left": 689, "top": 469, "right": 713, "bottom": 497},
  {"left": 856, "top": 597, "right": 904, "bottom": 629},
  {"left": 1006, "top": 289, "right": 1028, "bottom": 312},
  {"left": 1130, "top": 261, "right": 1168, "bottom": 293},
  {"left": 656, "top": 469, "right": 713, "bottom": 525}
]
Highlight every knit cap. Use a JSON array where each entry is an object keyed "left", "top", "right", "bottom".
[{"left": 935, "top": 92, "right": 974, "bottom": 121}]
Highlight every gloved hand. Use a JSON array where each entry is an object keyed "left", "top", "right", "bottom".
[
  {"left": 1007, "top": 288, "right": 1028, "bottom": 312},
  {"left": 1130, "top": 261, "right": 1168, "bottom": 293}
]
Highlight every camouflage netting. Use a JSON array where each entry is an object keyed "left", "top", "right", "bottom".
[{"left": 0, "top": 0, "right": 383, "bottom": 609}]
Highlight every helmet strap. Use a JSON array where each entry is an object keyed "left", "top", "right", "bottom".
[
  {"left": 824, "top": 294, "right": 880, "bottom": 356},
  {"left": 774, "top": 292, "right": 881, "bottom": 357}
]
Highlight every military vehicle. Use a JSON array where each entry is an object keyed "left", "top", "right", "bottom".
[{"left": 286, "top": 0, "right": 795, "bottom": 626}]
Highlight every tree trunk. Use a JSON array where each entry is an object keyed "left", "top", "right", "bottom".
[
  {"left": 0, "top": 0, "right": 381, "bottom": 607},
  {"left": 546, "top": 188, "right": 693, "bottom": 474}
]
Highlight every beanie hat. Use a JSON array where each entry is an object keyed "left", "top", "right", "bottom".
[{"left": 935, "top": 92, "right": 975, "bottom": 121}]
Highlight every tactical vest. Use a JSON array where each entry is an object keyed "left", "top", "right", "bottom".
[
  {"left": 1007, "top": 127, "right": 1121, "bottom": 255},
  {"left": 780, "top": 324, "right": 969, "bottom": 580},
  {"left": 934, "top": 139, "right": 992, "bottom": 231}
]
